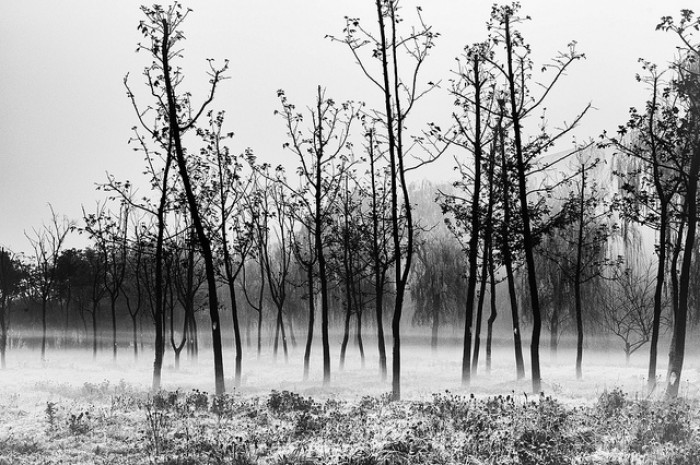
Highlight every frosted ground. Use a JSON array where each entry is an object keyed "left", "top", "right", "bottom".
[{"left": 1, "top": 338, "right": 700, "bottom": 464}]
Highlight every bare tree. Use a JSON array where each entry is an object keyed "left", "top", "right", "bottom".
[
  {"left": 275, "top": 87, "right": 355, "bottom": 383},
  {"left": 0, "top": 248, "right": 23, "bottom": 368},
  {"left": 484, "top": 4, "right": 590, "bottom": 392},
  {"left": 601, "top": 265, "right": 657, "bottom": 364},
  {"left": 83, "top": 201, "right": 130, "bottom": 361},
  {"left": 332, "top": 0, "right": 441, "bottom": 400},
  {"left": 25, "top": 205, "right": 73, "bottom": 362},
  {"left": 128, "top": 4, "right": 228, "bottom": 394}
]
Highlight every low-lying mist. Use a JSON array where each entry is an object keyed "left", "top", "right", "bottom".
[{"left": 3, "top": 329, "right": 699, "bottom": 403}]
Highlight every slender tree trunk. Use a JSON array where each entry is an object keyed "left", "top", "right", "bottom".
[
  {"left": 486, "top": 245, "right": 497, "bottom": 374},
  {"left": 273, "top": 312, "right": 280, "bottom": 359},
  {"left": 375, "top": 1, "right": 415, "bottom": 400},
  {"left": 356, "top": 311, "right": 365, "bottom": 368},
  {"left": 92, "top": 308, "right": 98, "bottom": 360},
  {"left": 666, "top": 145, "right": 700, "bottom": 398},
  {"left": 227, "top": 281, "right": 242, "bottom": 386},
  {"left": 162, "top": 20, "right": 225, "bottom": 395},
  {"left": 273, "top": 307, "right": 288, "bottom": 362},
  {"left": 648, "top": 204, "right": 667, "bottom": 391},
  {"left": 550, "top": 307, "right": 560, "bottom": 359},
  {"left": 369, "top": 132, "right": 387, "bottom": 380},
  {"left": 41, "top": 298, "right": 47, "bottom": 362},
  {"left": 220, "top": 220, "right": 243, "bottom": 386},
  {"left": 498, "top": 104, "right": 525, "bottom": 380},
  {"left": 505, "top": 15, "right": 542, "bottom": 392},
  {"left": 472, "top": 246, "right": 489, "bottom": 376},
  {"left": 462, "top": 54, "right": 484, "bottom": 385},
  {"left": 190, "top": 314, "right": 198, "bottom": 361},
  {"left": 303, "top": 265, "right": 315, "bottom": 381},
  {"left": 111, "top": 298, "right": 118, "bottom": 361},
  {"left": 339, "top": 304, "right": 352, "bottom": 371},
  {"left": 151, "top": 150, "right": 171, "bottom": 392},
  {"left": 667, "top": 217, "right": 684, "bottom": 381},
  {"left": 575, "top": 168, "right": 586, "bottom": 380},
  {"left": 257, "top": 309, "right": 262, "bottom": 359},
  {"left": 312, "top": 90, "right": 332, "bottom": 386}
]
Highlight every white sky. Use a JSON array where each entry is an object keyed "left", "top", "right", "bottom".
[{"left": 0, "top": 1, "right": 691, "bottom": 252}]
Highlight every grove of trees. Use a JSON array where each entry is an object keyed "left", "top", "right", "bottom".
[{"left": 2, "top": 2, "right": 700, "bottom": 401}]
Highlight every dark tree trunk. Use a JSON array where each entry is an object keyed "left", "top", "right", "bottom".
[
  {"left": 472, "top": 246, "right": 489, "bottom": 376},
  {"left": 667, "top": 218, "right": 684, "bottom": 382},
  {"left": 574, "top": 168, "right": 586, "bottom": 380},
  {"left": 41, "top": 298, "right": 47, "bottom": 362},
  {"left": 374, "top": 0, "right": 416, "bottom": 400},
  {"left": 369, "top": 130, "right": 387, "bottom": 380},
  {"left": 92, "top": 307, "right": 98, "bottom": 360},
  {"left": 356, "top": 311, "right": 365, "bottom": 368},
  {"left": 550, "top": 307, "right": 560, "bottom": 359},
  {"left": 648, "top": 203, "right": 667, "bottom": 391},
  {"left": 339, "top": 303, "right": 352, "bottom": 371},
  {"left": 227, "top": 280, "right": 242, "bottom": 386},
  {"left": 498, "top": 103, "right": 525, "bottom": 380},
  {"left": 303, "top": 265, "right": 314, "bottom": 380},
  {"left": 505, "top": 14, "right": 542, "bottom": 392},
  {"left": 188, "top": 313, "right": 198, "bottom": 362},
  {"left": 151, "top": 143, "right": 172, "bottom": 392},
  {"left": 462, "top": 54, "right": 484, "bottom": 386},
  {"left": 257, "top": 309, "right": 262, "bottom": 359},
  {"left": 312, "top": 91, "right": 332, "bottom": 386},
  {"left": 161, "top": 19, "right": 225, "bottom": 395},
  {"left": 666, "top": 145, "right": 700, "bottom": 398},
  {"left": 486, "top": 244, "right": 497, "bottom": 373},
  {"left": 111, "top": 298, "right": 118, "bottom": 361},
  {"left": 273, "top": 307, "right": 288, "bottom": 363}
]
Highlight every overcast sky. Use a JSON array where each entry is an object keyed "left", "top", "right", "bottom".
[{"left": 0, "top": 1, "right": 691, "bottom": 252}]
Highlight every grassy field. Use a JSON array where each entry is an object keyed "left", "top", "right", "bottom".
[{"left": 0, "top": 343, "right": 699, "bottom": 464}]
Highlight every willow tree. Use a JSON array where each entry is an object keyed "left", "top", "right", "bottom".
[{"left": 608, "top": 60, "right": 686, "bottom": 391}]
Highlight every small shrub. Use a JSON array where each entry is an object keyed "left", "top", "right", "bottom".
[
  {"left": 211, "top": 393, "right": 237, "bottom": 418},
  {"left": 597, "top": 388, "right": 627, "bottom": 419},
  {"left": 45, "top": 401, "right": 58, "bottom": 429},
  {"left": 67, "top": 411, "right": 91, "bottom": 435},
  {"left": 186, "top": 389, "right": 209, "bottom": 412},
  {"left": 267, "top": 390, "right": 316, "bottom": 414}
]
